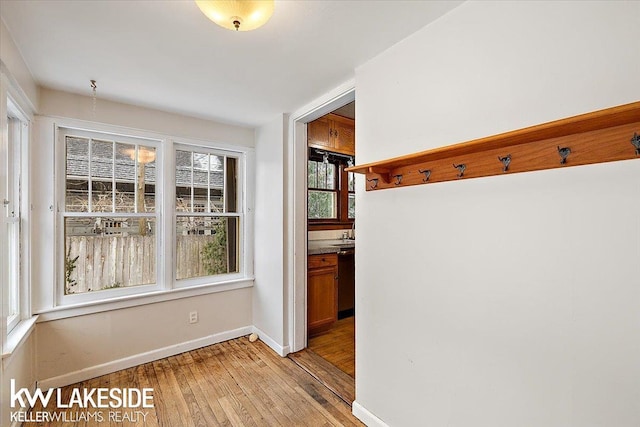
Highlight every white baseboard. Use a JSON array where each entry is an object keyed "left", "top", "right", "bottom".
[
  {"left": 352, "top": 401, "right": 389, "bottom": 427},
  {"left": 252, "top": 326, "right": 290, "bottom": 357},
  {"left": 38, "top": 326, "right": 253, "bottom": 389}
]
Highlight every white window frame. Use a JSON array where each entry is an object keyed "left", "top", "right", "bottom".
[
  {"left": 56, "top": 127, "right": 164, "bottom": 306},
  {"left": 173, "top": 143, "right": 246, "bottom": 288},
  {"left": 43, "top": 122, "right": 254, "bottom": 317},
  {"left": 6, "top": 116, "right": 21, "bottom": 332},
  {"left": 5, "top": 98, "right": 29, "bottom": 334}
]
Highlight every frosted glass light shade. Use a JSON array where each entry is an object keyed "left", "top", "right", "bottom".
[
  {"left": 195, "top": 0, "right": 274, "bottom": 31},
  {"left": 124, "top": 147, "right": 156, "bottom": 164}
]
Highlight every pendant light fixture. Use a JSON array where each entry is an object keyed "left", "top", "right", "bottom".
[{"left": 195, "top": 0, "right": 274, "bottom": 32}]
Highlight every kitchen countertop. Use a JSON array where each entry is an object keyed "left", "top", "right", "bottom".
[{"left": 308, "top": 239, "right": 355, "bottom": 255}]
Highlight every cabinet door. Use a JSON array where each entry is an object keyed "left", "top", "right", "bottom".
[
  {"left": 332, "top": 119, "right": 355, "bottom": 156},
  {"left": 307, "top": 265, "right": 338, "bottom": 336},
  {"left": 307, "top": 116, "right": 333, "bottom": 150}
]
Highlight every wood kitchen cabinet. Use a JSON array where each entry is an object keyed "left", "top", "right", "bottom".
[
  {"left": 307, "top": 254, "right": 338, "bottom": 337},
  {"left": 307, "top": 113, "right": 355, "bottom": 156}
]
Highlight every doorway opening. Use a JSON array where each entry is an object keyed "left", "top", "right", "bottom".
[{"left": 289, "top": 99, "right": 356, "bottom": 405}]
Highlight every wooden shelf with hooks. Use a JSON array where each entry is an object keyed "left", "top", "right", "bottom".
[{"left": 346, "top": 101, "right": 640, "bottom": 190}]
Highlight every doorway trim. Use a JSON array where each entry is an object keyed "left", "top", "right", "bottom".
[{"left": 286, "top": 80, "right": 355, "bottom": 353}]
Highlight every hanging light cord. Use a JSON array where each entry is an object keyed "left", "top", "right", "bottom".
[{"left": 90, "top": 80, "right": 97, "bottom": 117}]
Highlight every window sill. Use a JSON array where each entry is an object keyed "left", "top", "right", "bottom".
[
  {"left": 35, "top": 277, "right": 254, "bottom": 322},
  {"left": 2, "top": 315, "right": 38, "bottom": 366},
  {"left": 308, "top": 221, "right": 354, "bottom": 231}
]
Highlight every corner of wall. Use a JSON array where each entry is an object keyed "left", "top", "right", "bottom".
[
  {"left": 253, "top": 115, "right": 287, "bottom": 353},
  {"left": 0, "top": 19, "right": 38, "bottom": 112},
  {"left": 252, "top": 326, "right": 289, "bottom": 357}
]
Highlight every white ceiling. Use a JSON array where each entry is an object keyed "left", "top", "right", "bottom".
[{"left": 1, "top": 0, "right": 462, "bottom": 128}]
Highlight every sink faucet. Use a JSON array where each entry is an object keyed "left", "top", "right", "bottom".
[{"left": 350, "top": 221, "right": 355, "bottom": 240}]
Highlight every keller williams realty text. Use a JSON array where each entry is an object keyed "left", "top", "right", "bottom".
[{"left": 12, "top": 410, "right": 150, "bottom": 424}]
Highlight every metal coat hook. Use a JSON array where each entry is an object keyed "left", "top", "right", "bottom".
[
  {"left": 367, "top": 178, "right": 379, "bottom": 189},
  {"left": 393, "top": 174, "right": 403, "bottom": 185},
  {"left": 418, "top": 169, "right": 431, "bottom": 182},
  {"left": 498, "top": 154, "right": 511, "bottom": 172},
  {"left": 453, "top": 163, "right": 466, "bottom": 178},
  {"left": 557, "top": 146, "right": 571, "bottom": 164},
  {"left": 631, "top": 132, "right": 640, "bottom": 156}
]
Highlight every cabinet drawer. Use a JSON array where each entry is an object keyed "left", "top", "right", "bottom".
[{"left": 308, "top": 253, "right": 337, "bottom": 269}]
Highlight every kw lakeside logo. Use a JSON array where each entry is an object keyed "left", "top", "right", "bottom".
[{"left": 10, "top": 379, "right": 154, "bottom": 423}]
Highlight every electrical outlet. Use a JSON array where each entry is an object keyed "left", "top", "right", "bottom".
[{"left": 189, "top": 311, "right": 198, "bottom": 324}]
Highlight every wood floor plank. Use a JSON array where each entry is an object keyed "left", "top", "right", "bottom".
[
  {"left": 289, "top": 348, "right": 356, "bottom": 405},
  {"left": 246, "top": 341, "right": 362, "bottom": 425},
  {"left": 220, "top": 340, "right": 289, "bottom": 426},
  {"left": 152, "top": 358, "right": 193, "bottom": 427},
  {"left": 131, "top": 364, "right": 158, "bottom": 427},
  {"left": 22, "top": 336, "right": 362, "bottom": 427},
  {"left": 166, "top": 355, "right": 211, "bottom": 427},
  {"left": 186, "top": 350, "right": 231, "bottom": 426},
  {"left": 309, "top": 316, "right": 355, "bottom": 377},
  {"left": 196, "top": 345, "right": 260, "bottom": 427},
  {"left": 173, "top": 352, "right": 223, "bottom": 427},
  {"left": 213, "top": 341, "right": 274, "bottom": 426},
  {"left": 238, "top": 342, "right": 323, "bottom": 423},
  {"left": 142, "top": 362, "right": 167, "bottom": 427}
]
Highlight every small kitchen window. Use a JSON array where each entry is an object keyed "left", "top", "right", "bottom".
[
  {"left": 308, "top": 159, "right": 337, "bottom": 219},
  {"left": 307, "top": 149, "right": 354, "bottom": 228},
  {"left": 348, "top": 171, "right": 355, "bottom": 219}
]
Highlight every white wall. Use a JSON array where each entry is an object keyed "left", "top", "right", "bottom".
[
  {"left": 31, "top": 88, "right": 256, "bottom": 386},
  {"left": 354, "top": 1, "right": 640, "bottom": 426},
  {"left": 0, "top": 18, "right": 37, "bottom": 427},
  {"left": 253, "top": 115, "right": 287, "bottom": 354},
  {"left": 38, "top": 87, "right": 254, "bottom": 147},
  {"left": 1, "top": 333, "right": 36, "bottom": 426},
  {"left": 36, "top": 289, "right": 252, "bottom": 383},
  {"left": 0, "top": 19, "right": 38, "bottom": 110}
]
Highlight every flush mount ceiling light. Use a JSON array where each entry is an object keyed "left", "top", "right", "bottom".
[
  {"left": 195, "top": 0, "right": 274, "bottom": 31},
  {"left": 124, "top": 147, "right": 156, "bottom": 164}
]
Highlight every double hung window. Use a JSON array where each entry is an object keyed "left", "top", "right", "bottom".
[
  {"left": 175, "top": 146, "right": 242, "bottom": 285},
  {"left": 307, "top": 159, "right": 337, "bottom": 219},
  {"left": 5, "top": 105, "right": 26, "bottom": 331},
  {"left": 56, "top": 125, "right": 248, "bottom": 309},
  {"left": 307, "top": 150, "right": 355, "bottom": 227},
  {"left": 347, "top": 169, "right": 355, "bottom": 219},
  {"left": 60, "top": 128, "right": 160, "bottom": 302}
]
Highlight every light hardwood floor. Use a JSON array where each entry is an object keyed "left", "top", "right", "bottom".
[
  {"left": 288, "top": 316, "right": 355, "bottom": 405},
  {"left": 309, "top": 316, "right": 355, "bottom": 378},
  {"left": 24, "top": 337, "right": 363, "bottom": 427},
  {"left": 288, "top": 349, "right": 355, "bottom": 406}
]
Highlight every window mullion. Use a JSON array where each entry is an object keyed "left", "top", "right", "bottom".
[
  {"left": 134, "top": 145, "right": 139, "bottom": 214},
  {"left": 222, "top": 156, "right": 227, "bottom": 214},
  {"left": 88, "top": 138, "right": 93, "bottom": 212},
  {"left": 207, "top": 154, "right": 211, "bottom": 213},
  {"left": 111, "top": 141, "right": 116, "bottom": 211},
  {"left": 190, "top": 152, "right": 194, "bottom": 213}
]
